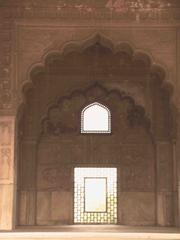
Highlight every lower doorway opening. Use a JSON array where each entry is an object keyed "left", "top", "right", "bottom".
[{"left": 74, "top": 167, "right": 117, "bottom": 224}]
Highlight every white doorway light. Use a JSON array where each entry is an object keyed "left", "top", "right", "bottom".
[{"left": 74, "top": 167, "right": 117, "bottom": 224}]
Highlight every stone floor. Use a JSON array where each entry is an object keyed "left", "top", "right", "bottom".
[{"left": 0, "top": 225, "right": 180, "bottom": 240}]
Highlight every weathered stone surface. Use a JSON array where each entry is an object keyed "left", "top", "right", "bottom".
[
  {"left": 0, "top": 184, "right": 14, "bottom": 229},
  {"left": 0, "top": 117, "right": 15, "bottom": 230},
  {"left": 51, "top": 191, "right": 72, "bottom": 223},
  {"left": 36, "top": 191, "right": 72, "bottom": 225},
  {"left": 37, "top": 165, "right": 71, "bottom": 191},
  {"left": 18, "top": 191, "right": 36, "bottom": 226},
  {"left": 0, "top": 0, "right": 179, "bottom": 231},
  {"left": 157, "top": 191, "right": 174, "bottom": 226},
  {"left": 156, "top": 142, "right": 173, "bottom": 191},
  {"left": 17, "top": 42, "right": 174, "bottom": 227},
  {"left": 37, "top": 191, "right": 51, "bottom": 225},
  {"left": 119, "top": 192, "right": 155, "bottom": 226},
  {"left": 0, "top": 118, "right": 15, "bottom": 183}
]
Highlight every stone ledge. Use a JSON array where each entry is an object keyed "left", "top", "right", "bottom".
[
  {"left": 0, "top": 226, "right": 180, "bottom": 240},
  {"left": 0, "top": 232, "right": 180, "bottom": 240}
]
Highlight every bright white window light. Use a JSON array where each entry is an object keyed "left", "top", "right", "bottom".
[
  {"left": 81, "top": 102, "right": 111, "bottom": 133},
  {"left": 74, "top": 167, "right": 117, "bottom": 224},
  {"left": 85, "top": 178, "right": 107, "bottom": 212}
]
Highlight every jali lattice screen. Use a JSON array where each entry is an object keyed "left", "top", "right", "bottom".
[{"left": 74, "top": 167, "right": 117, "bottom": 224}]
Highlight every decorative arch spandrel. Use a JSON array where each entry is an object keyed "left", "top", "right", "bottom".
[{"left": 39, "top": 83, "right": 151, "bottom": 141}]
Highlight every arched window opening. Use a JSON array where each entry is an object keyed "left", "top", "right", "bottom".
[{"left": 81, "top": 102, "right": 111, "bottom": 133}]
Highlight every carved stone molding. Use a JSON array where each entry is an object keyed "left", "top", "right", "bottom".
[
  {"left": 15, "top": 34, "right": 175, "bottom": 140},
  {"left": 22, "top": 33, "right": 174, "bottom": 103},
  {"left": 0, "top": 1, "right": 178, "bottom": 115},
  {"left": 38, "top": 165, "right": 71, "bottom": 190},
  {"left": 0, "top": 1, "right": 179, "bottom": 23},
  {"left": 0, "top": 121, "right": 11, "bottom": 145},
  {"left": 41, "top": 83, "right": 151, "bottom": 137},
  {"left": 0, "top": 18, "right": 13, "bottom": 110},
  {"left": 22, "top": 34, "right": 175, "bottom": 136},
  {"left": 0, "top": 117, "right": 15, "bottom": 184},
  {"left": 0, "top": 147, "right": 11, "bottom": 180}
]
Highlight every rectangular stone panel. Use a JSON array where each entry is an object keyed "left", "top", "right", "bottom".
[
  {"left": 0, "top": 117, "right": 15, "bottom": 184},
  {"left": 0, "top": 122, "right": 11, "bottom": 146},
  {"left": 118, "top": 192, "right": 155, "bottom": 226},
  {"left": 0, "top": 184, "right": 13, "bottom": 229},
  {"left": 157, "top": 191, "right": 174, "bottom": 226},
  {"left": 18, "top": 191, "right": 36, "bottom": 226},
  {"left": 156, "top": 142, "right": 173, "bottom": 191},
  {"left": 19, "top": 191, "right": 27, "bottom": 225},
  {"left": 20, "top": 142, "right": 36, "bottom": 189},
  {"left": 0, "top": 117, "right": 15, "bottom": 230},
  {"left": 51, "top": 191, "right": 72, "bottom": 223},
  {"left": 0, "top": 147, "right": 11, "bottom": 180},
  {"left": 120, "top": 144, "right": 155, "bottom": 192},
  {"left": 37, "top": 165, "right": 72, "bottom": 190},
  {"left": 37, "top": 191, "right": 51, "bottom": 225}
]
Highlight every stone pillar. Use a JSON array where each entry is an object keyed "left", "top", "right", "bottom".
[
  {"left": 0, "top": 116, "right": 16, "bottom": 230},
  {"left": 176, "top": 113, "right": 180, "bottom": 227},
  {"left": 18, "top": 140, "right": 37, "bottom": 226},
  {"left": 176, "top": 27, "right": 180, "bottom": 227},
  {"left": 178, "top": 167, "right": 180, "bottom": 227},
  {"left": 172, "top": 141, "right": 178, "bottom": 226},
  {"left": 156, "top": 141, "right": 174, "bottom": 226}
]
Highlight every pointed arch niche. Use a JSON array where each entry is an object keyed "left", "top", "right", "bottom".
[
  {"left": 16, "top": 34, "right": 177, "bottom": 228},
  {"left": 81, "top": 102, "right": 111, "bottom": 133}
]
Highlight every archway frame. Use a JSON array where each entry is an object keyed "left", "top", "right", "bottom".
[
  {"left": 17, "top": 33, "right": 177, "bottom": 138},
  {"left": 15, "top": 33, "right": 178, "bottom": 228},
  {"left": 19, "top": 33, "right": 174, "bottom": 111}
]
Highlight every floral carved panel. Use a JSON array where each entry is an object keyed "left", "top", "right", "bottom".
[{"left": 0, "top": 118, "right": 15, "bottom": 183}]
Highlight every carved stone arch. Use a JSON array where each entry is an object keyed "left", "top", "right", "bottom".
[
  {"left": 20, "top": 33, "right": 175, "bottom": 109},
  {"left": 40, "top": 83, "right": 151, "bottom": 140},
  {"left": 16, "top": 33, "right": 177, "bottom": 228},
  {"left": 22, "top": 33, "right": 172, "bottom": 94},
  {"left": 16, "top": 33, "right": 177, "bottom": 143},
  {"left": 59, "top": 33, "right": 116, "bottom": 56}
]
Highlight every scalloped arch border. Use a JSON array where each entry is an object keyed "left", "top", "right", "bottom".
[
  {"left": 18, "top": 33, "right": 176, "bottom": 139},
  {"left": 40, "top": 82, "right": 152, "bottom": 140},
  {"left": 23, "top": 32, "right": 172, "bottom": 96}
]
